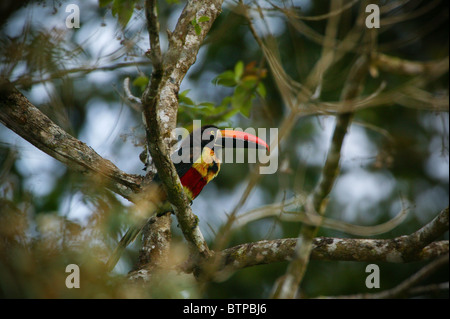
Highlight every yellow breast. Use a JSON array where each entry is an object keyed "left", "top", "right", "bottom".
[{"left": 192, "top": 146, "right": 221, "bottom": 183}]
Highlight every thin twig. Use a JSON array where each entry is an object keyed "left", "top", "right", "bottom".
[
  {"left": 372, "top": 53, "right": 449, "bottom": 77},
  {"left": 271, "top": 54, "right": 370, "bottom": 299},
  {"left": 325, "top": 254, "right": 449, "bottom": 299},
  {"left": 234, "top": 201, "right": 408, "bottom": 237},
  {"left": 12, "top": 60, "right": 152, "bottom": 88},
  {"left": 268, "top": 0, "right": 359, "bottom": 21},
  {"left": 145, "top": 0, "right": 163, "bottom": 71},
  {"left": 123, "top": 77, "right": 142, "bottom": 111},
  {"left": 140, "top": 1, "right": 225, "bottom": 264}
]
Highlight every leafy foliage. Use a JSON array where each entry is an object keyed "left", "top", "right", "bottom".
[
  {"left": 130, "top": 61, "right": 268, "bottom": 127},
  {"left": 190, "top": 16, "right": 210, "bottom": 36},
  {"left": 101, "top": 0, "right": 140, "bottom": 28}
]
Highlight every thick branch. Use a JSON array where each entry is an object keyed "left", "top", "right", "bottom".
[
  {"left": 216, "top": 239, "right": 448, "bottom": 274},
  {"left": 408, "top": 207, "right": 449, "bottom": 247},
  {"left": 141, "top": 0, "right": 224, "bottom": 259},
  {"left": 128, "top": 212, "right": 172, "bottom": 281},
  {"left": 0, "top": 78, "right": 142, "bottom": 202},
  {"left": 216, "top": 208, "right": 448, "bottom": 274}
]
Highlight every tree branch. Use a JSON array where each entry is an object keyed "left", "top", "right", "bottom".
[
  {"left": 406, "top": 282, "right": 449, "bottom": 297},
  {"left": 13, "top": 60, "right": 152, "bottom": 89},
  {"left": 128, "top": 212, "right": 172, "bottom": 281},
  {"left": 325, "top": 254, "right": 449, "bottom": 299},
  {"left": 141, "top": 0, "right": 224, "bottom": 260},
  {"left": 407, "top": 207, "right": 449, "bottom": 251},
  {"left": 123, "top": 77, "right": 142, "bottom": 109},
  {"left": 0, "top": 78, "right": 143, "bottom": 202},
  {"left": 214, "top": 207, "right": 448, "bottom": 275},
  {"left": 145, "top": 0, "right": 163, "bottom": 71},
  {"left": 215, "top": 239, "right": 448, "bottom": 275},
  {"left": 271, "top": 54, "right": 370, "bottom": 299},
  {"left": 372, "top": 53, "right": 449, "bottom": 77}
]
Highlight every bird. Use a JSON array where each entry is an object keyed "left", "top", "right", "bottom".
[{"left": 106, "top": 125, "right": 269, "bottom": 271}]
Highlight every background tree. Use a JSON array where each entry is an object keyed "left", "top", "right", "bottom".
[{"left": 0, "top": 0, "right": 448, "bottom": 298}]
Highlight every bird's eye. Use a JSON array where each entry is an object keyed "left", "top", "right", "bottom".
[{"left": 210, "top": 130, "right": 215, "bottom": 136}]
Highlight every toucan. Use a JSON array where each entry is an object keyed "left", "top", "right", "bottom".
[{"left": 106, "top": 125, "right": 269, "bottom": 271}]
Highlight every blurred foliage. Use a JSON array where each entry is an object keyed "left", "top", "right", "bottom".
[
  {"left": 0, "top": 0, "right": 448, "bottom": 298},
  {"left": 176, "top": 60, "right": 267, "bottom": 126}
]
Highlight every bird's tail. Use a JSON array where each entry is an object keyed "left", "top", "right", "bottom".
[{"left": 106, "top": 223, "right": 146, "bottom": 272}]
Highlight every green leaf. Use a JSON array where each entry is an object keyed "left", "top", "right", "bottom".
[
  {"left": 232, "top": 85, "right": 247, "bottom": 108},
  {"left": 232, "top": 85, "right": 253, "bottom": 118},
  {"left": 212, "top": 70, "right": 237, "bottom": 87},
  {"left": 112, "top": 0, "right": 136, "bottom": 28},
  {"left": 132, "top": 76, "right": 149, "bottom": 92},
  {"left": 178, "top": 90, "right": 196, "bottom": 106},
  {"left": 99, "top": 0, "right": 113, "bottom": 8},
  {"left": 179, "top": 89, "right": 191, "bottom": 98},
  {"left": 241, "top": 77, "right": 258, "bottom": 89},
  {"left": 198, "top": 102, "right": 216, "bottom": 109},
  {"left": 257, "top": 82, "right": 266, "bottom": 98},
  {"left": 239, "top": 100, "right": 252, "bottom": 118},
  {"left": 194, "top": 24, "right": 202, "bottom": 36},
  {"left": 197, "top": 16, "right": 210, "bottom": 23},
  {"left": 180, "top": 95, "right": 195, "bottom": 106},
  {"left": 234, "top": 61, "right": 244, "bottom": 82},
  {"left": 219, "top": 96, "right": 233, "bottom": 108}
]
